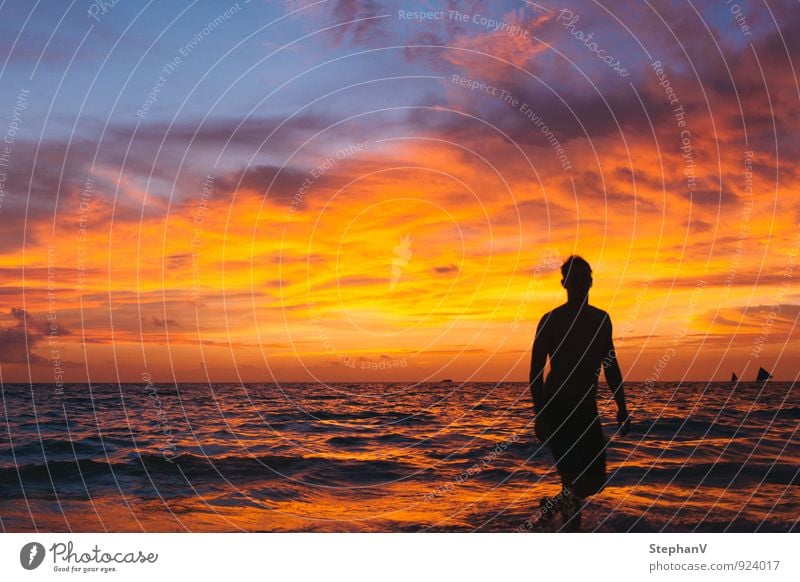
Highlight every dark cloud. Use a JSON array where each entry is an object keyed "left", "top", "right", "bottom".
[
  {"left": 287, "top": 0, "right": 392, "bottom": 46},
  {"left": 0, "top": 109, "right": 362, "bottom": 249},
  {"left": 433, "top": 264, "right": 458, "bottom": 274},
  {"left": 700, "top": 303, "right": 800, "bottom": 339},
  {"left": 329, "top": 0, "right": 388, "bottom": 45},
  {"left": 215, "top": 164, "right": 311, "bottom": 204},
  {"left": 391, "top": 0, "right": 800, "bottom": 187},
  {"left": 0, "top": 308, "right": 69, "bottom": 364},
  {"left": 105, "top": 113, "right": 334, "bottom": 151},
  {"left": 148, "top": 316, "right": 179, "bottom": 327}
]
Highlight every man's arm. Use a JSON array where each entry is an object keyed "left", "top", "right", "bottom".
[
  {"left": 529, "top": 316, "right": 549, "bottom": 414},
  {"left": 602, "top": 316, "right": 630, "bottom": 435}
]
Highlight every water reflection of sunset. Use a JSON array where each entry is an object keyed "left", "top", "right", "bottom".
[{"left": 2, "top": 382, "right": 795, "bottom": 532}]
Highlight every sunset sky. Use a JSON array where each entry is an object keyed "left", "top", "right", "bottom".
[{"left": 0, "top": 0, "right": 798, "bottom": 383}]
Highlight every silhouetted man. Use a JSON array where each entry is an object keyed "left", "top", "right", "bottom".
[{"left": 529, "top": 255, "right": 630, "bottom": 531}]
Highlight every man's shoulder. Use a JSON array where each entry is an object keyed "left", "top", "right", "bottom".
[
  {"left": 537, "top": 309, "right": 553, "bottom": 326},
  {"left": 586, "top": 305, "right": 612, "bottom": 326},
  {"left": 539, "top": 304, "right": 566, "bottom": 321},
  {"left": 586, "top": 304, "right": 609, "bottom": 316},
  {"left": 536, "top": 307, "right": 564, "bottom": 332}
]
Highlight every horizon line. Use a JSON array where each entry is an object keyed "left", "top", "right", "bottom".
[{"left": 3, "top": 379, "right": 794, "bottom": 386}]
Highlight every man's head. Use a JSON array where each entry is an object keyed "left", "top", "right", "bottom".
[{"left": 560, "top": 255, "right": 592, "bottom": 300}]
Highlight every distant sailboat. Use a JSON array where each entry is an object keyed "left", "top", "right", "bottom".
[
  {"left": 731, "top": 372, "right": 738, "bottom": 383},
  {"left": 756, "top": 367, "right": 773, "bottom": 383}
]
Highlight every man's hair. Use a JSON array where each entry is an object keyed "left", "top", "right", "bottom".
[{"left": 560, "top": 255, "right": 592, "bottom": 282}]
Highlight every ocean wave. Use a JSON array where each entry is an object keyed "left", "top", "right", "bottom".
[
  {"left": 609, "top": 461, "right": 799, "bottom": 486},
  {"left": 0, "top": 451, "right": 423, "bottom": 498}
]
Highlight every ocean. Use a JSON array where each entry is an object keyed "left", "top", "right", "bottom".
[{"left": 1, "top": 381, "right": 797, "bottom": 532}]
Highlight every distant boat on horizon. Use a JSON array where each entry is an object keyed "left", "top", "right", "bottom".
[
  {"left": 440, "top": 379, "right": 454, "bottom": 383},
  {"left": 731, "top": 372, "right": 738, "bottom": 383},
  {"left": 756, "top": 367, "right": 773, "bottom": 383}
]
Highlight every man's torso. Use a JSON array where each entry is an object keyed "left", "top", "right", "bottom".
[{"left": 541, "top": 303, "right": 610, "bottom": 406}]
